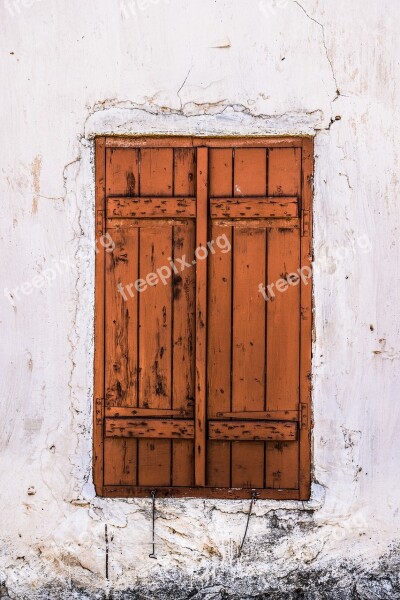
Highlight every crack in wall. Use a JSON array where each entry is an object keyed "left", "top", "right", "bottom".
[
  {"left": 293, "top": 0, "right": 340, "bottom": 103},
  {"left": 177, "top": 68, "right": 192, "bottom": 110}
]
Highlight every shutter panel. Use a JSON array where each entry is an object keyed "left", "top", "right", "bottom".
[{"left": 94, "top": 137, "right": 312, "bottom": 499}]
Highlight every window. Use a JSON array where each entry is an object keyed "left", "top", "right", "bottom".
[{"left": 94, "top": 136, "right": 312, "bottom": 499}]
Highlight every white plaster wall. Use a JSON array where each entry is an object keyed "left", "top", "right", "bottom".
[{"left": 1, "top": 0, "right": 400, "bottom": 597}]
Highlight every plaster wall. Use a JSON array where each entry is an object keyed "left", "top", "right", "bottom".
[{"left": 1, "top": 1, "right": 400, "bottom": 598}]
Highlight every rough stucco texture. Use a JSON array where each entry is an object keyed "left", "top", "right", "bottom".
[{"left": 1, "top": 0, "right": 400, "bottom": 598}]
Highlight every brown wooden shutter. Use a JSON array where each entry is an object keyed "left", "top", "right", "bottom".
[{"left": 94, "top": 137, "right": 312, "bottom": 500}]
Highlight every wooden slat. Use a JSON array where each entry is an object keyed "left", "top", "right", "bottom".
[
  {"left": 140, "top": 148, "right": 173, "bottom": 196},
  {"left": 206, "top": 223, "right": 232, "bottom": 487},
  {"left": 107, "top": 218, "right": 192, "bottom": 229},
  {"left": 215, "top": 410, "right": 299, "bottom": 421},
  {"left": 230, "top": 150, "right": 268, "bottom": 489},
  {"left": 172, "top": 441, "right": 194, "bottom": 486},
  {"left": 173, "top": 148, "right": 196, "bottom": 196},
  {"left": 138, "top": 440, "right": 171, "bottom": 486},
  {"left": 171, "top": 221, "right": 196, "bottom": 413},
  {"left": 210, "top": 197, "right": 298, "bottom": 218},
  {"left": 231, "top": 229, "right": 266, "bottom": 412},
  {"left": 266, "top": 235, "right": 300, "bottom": 409},
  {"left": 105, "top": 407, "right": 191, "bottom": 417},
  {"left": 106, "top": 137, "right": 195, "bottom": 148},
  {"left": 138, "top": 226, "right": 172, "bottom": 408},
  {"left": 104, "top": 438, "right": 137, "bottom": 485},
  {"left": 265, "top": 154, "right": 302, "bottom": 491},
  {"left": 105, "top": 137, "right": 303, "bottom": 149},
  {"left": 105, "top": 228, "right": 138, "bottom": 407},
  {"left": 299, "top": 137, "right": 313, "bottom": 499},
  {"left": 106, "top": 148, "right": 139, "bottom": 196},
  {"left": 231, "top": 227, "right": 266, "bottom": 488},
  {"left": 137, "top": 225, "right": 173, "bottom": 485},
  {"left": 266, "top": 441, "right": 299, "bottom": 489},
  {"left": 93, "top": 137, "right": 106, "bottom": 495},
  {"left": 209, "top": 421, "right": 297, "bottom": 441},
  {"left": 107, "top": 217, "right": 299, "bottom": 230},
  {"left": 171, "top": 171, "right": 197, "bottom": 486},
  {"left": 213, "top": 218, "right": 299, "bottom": 229},
  {"left": 107, "top": 196, "right": 196, "bottom": 218},
  {"left": 209, "top": 148, "right": 233, "bottom": 197},
  {"left": 268, "top": 148, "right": 301, "bottom": 196},
  {"left": 194, "top": 147, "right": 208, "bottom": 486},
  {"left": 105, "top": 418, "right": 194, "bottom": 439},
  {"left": 234, "top": 148, "right": 267, "bottom": 196}
]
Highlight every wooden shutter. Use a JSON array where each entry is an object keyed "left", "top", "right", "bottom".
[{"left": 94, "top": 137, "right": 312, "bottom": 500}]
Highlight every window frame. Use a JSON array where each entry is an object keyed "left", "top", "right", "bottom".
[{"left": 93, "top": 136, "right": 313, "bottom": 500}]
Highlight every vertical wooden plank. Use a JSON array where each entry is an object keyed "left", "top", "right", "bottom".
[
  {"left": 207, "top": 148, "right": 233, "bottom": 487},
  {"left": 172, "top": 442, "right": 194, "bottom": 486},
  {"left": 231, "top": 227, "right": 266, "bottom": 488},
  {"left": 138, "top": 440, "right": 171, "bottom": 487},
  {"left": 231, "top": 446, "right": 265, "bottom": 489},
  {"left": 266, "top": 146, "right": 302, "bottom": 490},
  {"left": 138, "top": 227, "right": 172, "bottom": 408},
  {"left": 105, "top": 229, "right": 138, "bottom": 407},
  {"left": 106, "top": 148, "right": 139, "bottom": 196},
  {"left": 265, "top": 441, "right": 299, "bottom": 489},
  {"left": 234, "top": 148, "right": 267, "bottom": 196},
  {"left": 265, "top": 145, "right": 302, "bottom": 493},
  {"left": 173, "top": 148, "right": 196, "bottom": 196},
  {"left": 195, "top": 147, "right": 208, "bottom": 486},
  {"left": 94, "top": 137, "right": 106, "bottom": 495},
  {"left": 265, "top": 228, "right": 300, "bottom": 489},
  {"left": 206, "top": 224, "right": 232, "bottom": 487},
  {"left": 138, "top": 226, "right": 172, "bottom": 486},
  {"left": 231, "top": 229, "right": 266, "bottom": 412},
  {"left": 140, "top": 148, "right": 173, "bottom": 196},
  {"left": 230, "top": 147, "right": 267, "bottom": 489},
  {"left": 268, "top": 148, "right": 301, "bottom": 196},
  {"left": 266, "top": 228, "right": 300, "bottom": 411},
  {"left": 171, "top": 223, "right": 196, "bottom": 484},
  {"left": 299, "top": 138, "right": 313, "bottom": 499},
  {"left": 104, "top": 438, "right": 137, "bottom": 485},
  {"left": 171, "top": 228, "right": 196, "bottom": 415},
  {"left": 209, "top": 148, "right": 233, "bottom": 197}
]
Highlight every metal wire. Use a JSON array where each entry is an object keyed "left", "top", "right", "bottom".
[
  {"left": 149, "top": 490, "right": 157, "bottom": 559},
  {"left": 238, "top": 490, "right": 257, "bottom": 557}
]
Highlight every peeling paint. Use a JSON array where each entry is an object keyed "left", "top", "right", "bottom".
[{"left": 31, "top": 155, "right": 42, "bottom": 214}]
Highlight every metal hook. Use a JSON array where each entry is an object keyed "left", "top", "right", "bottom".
[
  {"left": 238, "top": 489, "right": 257, "bottom": 557},
  {"left": 149, "top": 489, "right": 157, "bottom": 559},
  {"left": 105, "top": 523, "right": 109, "bottom": 579}
]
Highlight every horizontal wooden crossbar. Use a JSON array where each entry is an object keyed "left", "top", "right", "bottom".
[
  {"left": 212, "top": 218, "right": 300, "bottom": 229},
  {"left": 105, "top": 407, "right": 192, "bottom": 418},
  {"left": 107, "top": 196, "right": 196, "bottom": 218},
  {"left": 210, "top": 197, "right": 298, "bottom": 218},
  {"left": 105, "top": 418, "right": 194, "bottom": 438},
  {"left": 208, "top": 420, "right": 297, "bottom": 441},
  {"left": 104, "top": 136, "right": 305, "bottom": 148},
  {"left": 214, "top": 410, "right": 299, "bottom": 421}
]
